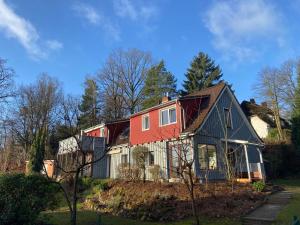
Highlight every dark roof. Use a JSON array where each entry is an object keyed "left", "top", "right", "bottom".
[
  {"left": 240, "top": 100, "right": 290, "bottom": 128},
  {"left": 182, "top": 82, "right": 226, "bottom": 133}
]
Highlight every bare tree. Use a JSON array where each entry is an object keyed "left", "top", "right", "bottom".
[
  {"left": 0, "top": 58, "right": 15, "bottom": 105},
  {"left": 46, "top": 96, "right": 110, "bottom": 225},
  {"left": 254, "top": 67, "right": 285, "bottom": 140},
  {"left": 98, "top": 54, "right": 126, "bottom": 120},
  {"left": 167, "top": 138, "right": 200, "bottom": 225},
  {"left": 10, "top": 74, "right": 61, "bottom": 153},
  {"left": 98, "top": 49, "right": 152, "bottom": 118}
]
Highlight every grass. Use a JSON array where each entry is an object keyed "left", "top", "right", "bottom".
[
  {"left": 272, "top": 178, "right": 300, "bottom": 225},
  {"left": 41, "top": 210, "right": 241, "bottom": 225}
]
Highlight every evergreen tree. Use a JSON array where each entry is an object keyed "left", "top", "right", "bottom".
[
  {"left": 182, "top": 52, "right": 222, "bottom": 94},
  {"left": 78, "top": 78, "right": 99, "bottom": 129},
  {"left": 142, "top": 61, "right": 177, "bottom": 109},
  {"left": 28, "top": 128, "right": 46, "bottom": 173},
  {"left": 292, "top": 61, "right": 300, "bottom": 150}
]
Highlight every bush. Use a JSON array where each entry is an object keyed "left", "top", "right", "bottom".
[
  {"left": 79, "top": 177, "right": 110, "bottom": 192},
  {"left": 117, "top": 164, "right": 141, "bottom": 181},
  {"left": 252, "top": 181, "right": 265, "bottom": 192},
  {"left": 149, "top": 165, "right": 161, "bottom": 182},
  {"left": 0, "top": 173, "right": 59, "bottom": 225}
]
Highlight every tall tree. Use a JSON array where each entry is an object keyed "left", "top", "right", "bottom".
[
  {"left": 10, "top": 74, "right": 62, "bottom": 168},
  {"left": 292, "top": 61, "right": 300, "bottom": 150},
  {"left": 98, "top": 48, "right": 152, "bottom": 117},
  {"left": 78, "top": 78, "right": 99, "bottom": 129},
  {"left": 142, "top": 61, "right": 177, "bottom": 109},
  {"left": 182, "top": 52, "right": 222, "bottom": 94},
  {"left": 254, "top": 68, "right": 285, "bottom": 140}
]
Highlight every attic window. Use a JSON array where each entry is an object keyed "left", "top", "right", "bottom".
[
  {"left": 160, "top": 107, "right": 176, "bottom": 126},
  {"left": 224, "top": 108, "right": 232, "bottom": 128}
]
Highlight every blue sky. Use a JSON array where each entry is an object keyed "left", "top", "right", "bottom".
[{"left": 0, "top": 0, "right": 300, "bottom": 102}]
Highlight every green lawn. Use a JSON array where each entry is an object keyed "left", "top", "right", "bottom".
[
  {"left": 41, "top": 210, "right": 241, "bottom": 225},
  {"left": 272, "top": 179, "right": 300, "bottom": 225}
]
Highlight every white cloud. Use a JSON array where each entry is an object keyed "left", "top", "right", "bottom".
[
  {"left": 46, "top": 40, "right": 63, "bottom": 50},
  {"left": 113, "top": 0, "right": 158, "bottom": 21},
  {"left": 0, "top": 0, "right": 62, "bottom": 59},
  {"left": 72, "top": 2, "right": 101, "bottom": 25},
  {"left": 204, "top": 0, "right": 285, "bottom": 62},
  {"left": 72, "top": 2, "right": 120, "bottom": 41}
]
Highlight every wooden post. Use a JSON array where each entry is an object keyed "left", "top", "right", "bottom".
[{"left": 243, "top": 144, "right": 251, "bottom": 182}]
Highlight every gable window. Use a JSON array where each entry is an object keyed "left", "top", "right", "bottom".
[
  {"left": 100, "top": 128, "right": 105, "bottom": 137},
  {"left": 198, "top": 144, "right": 217, "bottom": 170},
  {"left": 160, "top": 107, "right": 176, "bottom": 126},
  {"left": 224, "top": 108, "right": 232, "bottom": 128},
  {"left": 142, "top": 114, "right": 150, "bottom": 131},
  {"left": 121, "top": 154, "right": 128, "bottom": 164}
]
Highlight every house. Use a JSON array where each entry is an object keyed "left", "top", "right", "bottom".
[
  {"left": 241, "top": 99, "right": 290, "bottom": 139},
  {"left": 58, "top": 82, "right": 265, "bottom": 182}
]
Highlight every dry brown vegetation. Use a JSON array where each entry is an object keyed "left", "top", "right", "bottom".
[{"left": 84, "top": 180, "right": 266, "bottom": 222}]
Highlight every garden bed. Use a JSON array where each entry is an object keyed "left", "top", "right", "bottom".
[{"left": 83, "top": 180, "right": 267, "bottom": 222}]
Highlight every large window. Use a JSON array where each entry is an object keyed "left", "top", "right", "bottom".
[
  {"left": 198, "top": 144, "right": 217, "bottom": 170},
  {"left": 160, "top": 107, "right": 176, "bottom": 126},
  {"left": 142, "top": 114, "right": 150, "bottom": 130},
  {"left": 224, "top": 108, "right": 232, "bottom": 128}
]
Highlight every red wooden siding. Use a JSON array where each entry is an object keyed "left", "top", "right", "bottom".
[{"left": 130, "top": 102, "right": 182, "bottom": 145}]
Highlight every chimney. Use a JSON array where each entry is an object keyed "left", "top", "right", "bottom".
[
  {"left": 250, "top": 98, "right": 256, "bottom": 104},
  {"left": 161, "top": 96, "right": 171, "bottom": 103},
  {"left": 161, "top": 92, "right": 171, "bottom": 103},
  {"left": 261, "top": 102, "right": 268, "bottom": 107}
]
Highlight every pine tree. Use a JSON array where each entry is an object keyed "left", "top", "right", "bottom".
[
  {"left": 142, "top": 61, "right": 177, "bottom": 109},
  {"left": 292, "top": 61, "right": 300, "bottom": 150},
  {"left": 78, "top": 78, "right": 99, "bottom": 129},
  {"left": 182, "top": 52, "right": 222, "bottom": 94}
]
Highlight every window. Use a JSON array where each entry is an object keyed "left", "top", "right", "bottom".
[
  {"left": 121, "top": 154, "right": 128, "bottom": 164},
  {"left": 100, "top": 128, "right": 105, "bottom": 137},
  {"left": 142, "top": 114, "right": 150, "bottom": 130},
  {"left": 198, "top": 144, "right": 217, "bottom": 170},
  {"left": 160, "top": 107, "right": 176, "bottom": 126},
  {"left": 224, "top": 108, "right": 232, "bottom": 128},
  {"left": 149, "top": 151, "right": 154, "bottom": 165}
]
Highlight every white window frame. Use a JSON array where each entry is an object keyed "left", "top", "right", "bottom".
[
  {"left": 142, "top": 114, "right": 150, "bottom": 131},
  {"left": 159, "top": 106, "right": 177, "bottom": 126}
]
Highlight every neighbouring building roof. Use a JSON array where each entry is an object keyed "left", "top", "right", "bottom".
[
  {"left": 181, "top": 82, "right": 226, "bottom": 133},
  {"left": 240, "top": 100, "right": 290, "bottom": 129}
]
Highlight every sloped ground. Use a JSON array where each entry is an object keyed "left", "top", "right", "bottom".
[{"left": 83, "top": 180, "right": 266, "bottom": 222}]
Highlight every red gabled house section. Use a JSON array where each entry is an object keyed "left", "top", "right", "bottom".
[{"left": 129, "top": 82, "right": 226, "bottom": 145}]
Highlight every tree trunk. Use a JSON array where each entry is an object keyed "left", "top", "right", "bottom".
[
  {"left": 71, "top": 170, "right": 80, "bottom": 225},
  {"left": 188, "top": 167, "right": 200, "bottom": 225},
  {"left": 272, "top": 98, "right": 284, "bottom": 141}
]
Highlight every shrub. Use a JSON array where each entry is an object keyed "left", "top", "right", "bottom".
[
  {"left": 0, "top": 173, "right": 59, "bottom": 225},
  {"left": 252, "top": 181, "right": 265, "bottom": 192},
  {"left": 149, "top": 165, "right": 161, "bottom": 182},
  {"left": 132, "top": 146, "right": 149, "bottom": 182},
  {"left": 79, "top": 177, "right": 110, "bottom": 192}
]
